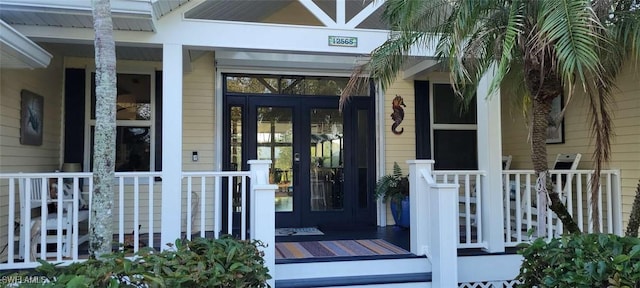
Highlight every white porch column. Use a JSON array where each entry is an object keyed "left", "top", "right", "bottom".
[
  {"left": 407, "top": 160, "right": 434, "bottom": 256},
  {"left": 248, "top": 160, "right": 276, "bottom": 287},
  {"left": 476, "top": 65, "right": 506, "bottom": 253},
  {"left": 160, "top": 43, "right": 183, "bottom": 250}
]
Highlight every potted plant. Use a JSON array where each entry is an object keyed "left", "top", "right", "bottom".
[{"left": 375, "top": 162, "right": 409, "bottom": 228}]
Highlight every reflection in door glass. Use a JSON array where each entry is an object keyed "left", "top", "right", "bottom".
[
  {"left": 257, "top": 107, "right": 293, "bottom": 212},
  {"left": 310, "top": 109, "right": 343, "bottom": 211},
  {"left": 230, "top": 106, "right": 243, "bottom": 212}
]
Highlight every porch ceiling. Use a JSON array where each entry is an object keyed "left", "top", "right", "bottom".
[
  {"left": 0, "top": 19, "right": 51, "bottom": 69},
  {"left": 43, "top": 42, "right": 164, "bottom": 62}
]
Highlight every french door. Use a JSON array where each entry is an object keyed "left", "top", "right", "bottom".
[{"left": 224, "top": 95, "right": 375, "bottom": 229}]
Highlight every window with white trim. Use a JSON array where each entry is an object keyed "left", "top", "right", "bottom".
[{"left": 86, "top": 72, "right": 156, "bottom": 172}]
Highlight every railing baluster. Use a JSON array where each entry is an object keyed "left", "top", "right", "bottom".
[
  {"left": 134, "top": 177, "right": 140, "bottom": 251},
  {"left": 24, "top": 179, "right": 32, "bottom": 262},
  {"left": 576, "top": 174, "right": 583, "bottom": 230},
  {"left": 475, "top": 173, "right": 482, "bottom": 243},
  {"left": 598, "top": 180, "right": 603, "bottom": 233},
  {"left": 72, "top": 177, "right": 80, "bottom": 260},
  {"left": 463, "top": 174, "right": 470, "bottom": 244},
  {"left": 606, "top": 173, "right": 613, "bottom": 233},
  {"left": 227, "top": 176, "right": 233, "bottom": 236},
  {"left": 8, "top": 178, "right": 15, "bottom": 264},
  {"left": 241, "top": 175, "right": 247, "bottom": 240},
  {"left": 200, "top": 176, "right": 206, "bottom": 238},
  {"left": 186, "top": 176, "right": 193, "bottom": 240},
  {"left": 119, "top": 177, "right": 125, "bottom": 247},
  {"left": 52, "top": 176, "right": 61, "bottom": 261},
  {"left": 148, "top": 176, "right": 154, "bottom": 250},
  {"left": 214, "top": 175, "right": 220, "bottom": 239}
]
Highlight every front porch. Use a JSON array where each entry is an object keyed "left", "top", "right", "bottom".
[{"left": 0, "top": 160, "right": 623, "bottom": 286}]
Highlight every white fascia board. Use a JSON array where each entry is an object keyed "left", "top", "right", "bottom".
[
  {"left": 14, "top": 18, "right": 437, "bottom": 57},
  {"left": 0, "top": 0, "right": 153, "bottom": 20},
  {"left": 0, "top": 0, "right": 154, "bottom": 27},
  {"left": 0, "top": 20, "right": 52, "bottom": 68}
]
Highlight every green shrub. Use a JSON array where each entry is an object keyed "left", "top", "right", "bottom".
[
  {"left": 517, "top": 233, "right": 640, "bottom": 287},
  {"left": 2, "top": 236, "right": 271, "bottom": 287}
]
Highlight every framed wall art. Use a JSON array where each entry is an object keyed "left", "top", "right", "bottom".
[{"left": 20, "top": 89, "right": 44, "bottom": 146}]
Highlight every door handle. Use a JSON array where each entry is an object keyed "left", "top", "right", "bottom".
[{"left": 294, "top": 153, "right": 301, "bottom": 162}]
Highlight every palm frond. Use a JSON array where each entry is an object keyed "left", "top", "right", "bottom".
[{"left": 537, "top": 0, "right": 606, "bottom": 90}]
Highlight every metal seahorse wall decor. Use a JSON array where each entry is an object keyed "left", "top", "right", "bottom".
[{"left": 391, "top": 95, "right": 406, "bottom": 135}]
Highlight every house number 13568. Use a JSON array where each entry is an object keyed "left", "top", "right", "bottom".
[{"left": 328, "top": 36, "right": 358, "bottom": 47}]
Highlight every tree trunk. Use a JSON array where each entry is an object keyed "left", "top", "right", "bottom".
[
  {"left": 531, "top": 96, "right": 581, "bottom": 235},
  {"left": 625, "top": 180, "right": 640, "bottom": 237},
  {"left": 91, "top": 0, "right": 116, "bottom": 259}
]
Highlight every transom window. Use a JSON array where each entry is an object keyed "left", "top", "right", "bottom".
[{"left": 225, "top": 74, "right": 370, "bottom": 96}]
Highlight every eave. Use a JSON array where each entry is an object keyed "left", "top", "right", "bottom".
[{"left": 0, "top": 19, "right": 52, "bottom": 69}]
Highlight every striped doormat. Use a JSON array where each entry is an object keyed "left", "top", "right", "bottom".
[{"left": 275, "top": 239, "right": 411, "bottom": 259}]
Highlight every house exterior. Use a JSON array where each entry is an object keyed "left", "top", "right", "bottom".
[{"left": 0, "top": 0, "right": 637, "bottom": 287}]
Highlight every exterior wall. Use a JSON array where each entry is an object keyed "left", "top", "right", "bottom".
[
  {"left": 381, "top": 77, "right": 416, "bottom": 224},
  {"left": 183, "top": 52, "right": 216, "bottom": 171},
  {"left": 501, "top": 64, "right": 640, "bottom": 230},
  {"left": 0, "top": 46, "right": 64, "bottom": 260}
]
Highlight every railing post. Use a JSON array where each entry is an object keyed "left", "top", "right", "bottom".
[
  {"left": 407, "top": 160, "right": 434, "bottom": 256},
  {"left": 430, "top": 182, "right": 460, "bottom": 288},
  {"left": 611, "top": 170, "right": 623, "bottom": 235},
  {"left": 408, "top": 160, "right": 459, "bottom": 287},
  {"left": 248, "top": 160, "right": 277, "bottom": 287}
]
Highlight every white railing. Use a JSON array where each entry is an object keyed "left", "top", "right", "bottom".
[
  {"left": 0, "top": 165, "right": 275, "bottom": 272},
  {"left": 181, "top": 171, "right": 251, "bottom": 240},
  {"left": 433, "top": 170, "right": 486, "bottom": 249},
  {"left": 113, "top": 172, "right": 162, "bottom": 253},
  {"left": 0, "top": 172, "right": 92, "bottom": 269},
  {"left": 503, "top": 169, "right": 622, "bottom": 247}
]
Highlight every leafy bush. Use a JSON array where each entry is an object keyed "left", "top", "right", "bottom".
[
  {"left": 517, "top": 233, "right": 640, "bottom": 287},
  {"left": 2, "top": 236, "right": 271, "bottom": 287}
]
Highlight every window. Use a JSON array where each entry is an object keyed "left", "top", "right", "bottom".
[
  {"left": 86, "top": 72, "right": 156, "bottom": 172},
  {"left": 431, "top": 83, "right": 478, "bottom": 170}
]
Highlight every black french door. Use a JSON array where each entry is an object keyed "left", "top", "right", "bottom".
[{"left": 224, "top": 94, "right": 375, "bottom": 229}]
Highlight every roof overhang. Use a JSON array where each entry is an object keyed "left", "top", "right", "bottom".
[
  {"left": 0, "top": 19, "right": 52, "bottom": 69},
  {"left": 0, "top": 0, "right": 157, "bottom": 32}
]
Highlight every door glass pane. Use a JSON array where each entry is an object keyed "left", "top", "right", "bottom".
[
  {"left": 230, "top": 106, "right": 242, "bottom": 171},
  {"left": 310, "top": 109, "right": 343, "bottom": 211},
  {"left": 357, "top": 109, "right": 369, "bottom": 208},
  {"left": 257, "top": 107, "right": 293, "bottom": 212}
]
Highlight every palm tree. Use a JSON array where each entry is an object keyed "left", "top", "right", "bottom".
[
  {"left": 343, "top": 0, "right": 640, "bottom": 235},
  {"left": 91, "top": 0, "right": 117, "bottom": 258}
]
